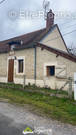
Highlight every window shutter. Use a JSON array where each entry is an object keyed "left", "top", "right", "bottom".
[
  {"left": 47, "top": 66, "right": 50, "bottom": 76},
  {"left": 55, "top": 65, "right": 67, "bottom": 78}
]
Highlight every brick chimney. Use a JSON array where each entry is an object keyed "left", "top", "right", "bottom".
[{"left": 46, "top": 9, "right": 54, "bottom": 29}]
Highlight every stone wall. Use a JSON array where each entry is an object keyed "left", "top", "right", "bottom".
[{"left": 0, "top": 47, "right": 76, "bottom": 91}]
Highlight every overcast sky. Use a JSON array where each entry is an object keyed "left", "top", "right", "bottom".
[{"left": 0, "top": 0, "right": 76, "bottom": 47}]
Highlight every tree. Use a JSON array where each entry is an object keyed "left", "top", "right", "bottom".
[{"left": 68, "top": 42, "right": 76, "bottom": 56}]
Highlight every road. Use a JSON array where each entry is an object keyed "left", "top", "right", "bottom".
[
  {"left": 0, "top": 102, "right": 76, "bottom": 135},
  {"left": 0, "top": 114, "right": 26, "bottom": 135}
]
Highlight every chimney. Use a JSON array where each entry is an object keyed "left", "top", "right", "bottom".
[{"left": 46, "top": 9, "right": 54, "bottom": 29}]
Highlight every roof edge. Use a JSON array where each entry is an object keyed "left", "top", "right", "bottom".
[
  {"left": 36, "top": 42, "right": 76, "bottom": 63},
  {"left": 56, "top": 24, "right": 69, "bottom": 53}
]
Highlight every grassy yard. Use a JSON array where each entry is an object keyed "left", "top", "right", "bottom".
[
  {"left": 0, "top": 83, "right": 69, "bottom": 95},
  {"left": 0, "top": 86, "right": 76, "bottom": 125}
]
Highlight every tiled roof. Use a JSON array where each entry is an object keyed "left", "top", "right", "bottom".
[
  {"left": 0, "top": 25, "right": 76, "bottom": 63},
  {"left": 0, "top": 28, "right": 46, "bottom": 53},
  {"left": 0, "top": 25, "right": 58, "bottom": 53}
]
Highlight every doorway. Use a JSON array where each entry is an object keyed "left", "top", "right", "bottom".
[{"left": 8, "top": 59, "right": 14, "bottom": 82}]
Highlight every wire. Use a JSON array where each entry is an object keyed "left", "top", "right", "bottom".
[
  {"left": 62, "top": 23, "right": 76, "bottom": 29},
  {"left": 59, "top": 19, "right": 76, "bottom": 27},
  {"left": 57, "top": 20, "right": 76, "bottom": 33},
  {"left": 63, "top": 29, "right": 76, "bottom": 36},
  {"left": 60, "top": 23, "right": 76, "bottom": 33},
  {"left": 44, "top": 29, "right": 76, "bottom": 43},
  {"left": 0, "top": 0, "right": 6, "bottom": 4}
]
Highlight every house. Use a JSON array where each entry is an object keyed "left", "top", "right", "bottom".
[{"left": 0, "top": 9, "right": 76, "bottom": 90}]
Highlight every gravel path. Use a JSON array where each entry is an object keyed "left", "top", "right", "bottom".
[{"left": 0, "top": 102, "right": 76, "bottom": 135}]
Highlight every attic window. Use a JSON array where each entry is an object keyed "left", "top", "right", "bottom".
[
  {"left": 47, "top": 66, "right": 55, "bottom": 76},
  {"left": 11, "top": 45, "right": 15, "bottom": 51},
  {"left": 21, "top": 40, "right": 23, "bottom": 45}
]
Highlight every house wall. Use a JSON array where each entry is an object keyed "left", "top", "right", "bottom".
[
  {"left": 0, "top": 53, "right": 9, "bottom": 82},
  {"left": 0, "top": 48, "right": 35, "bottom": 85},
  {"left": 0, "top": 47, "right": 76, "bottom": 91},
  {"left": 35, "top": 47, "right": 76, "bottom": 90},
  {"left": 40, "top": 26, "right": 67, "bottom": 53},
  {"left": 13, "top": 48, "right": 35, "bottom": 85}
]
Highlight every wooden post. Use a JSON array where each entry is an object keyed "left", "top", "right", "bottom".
[
  {"left": 74, "top": 73, "right": 76, "bottom": 100},
  {"left": 23, "top": 75, "right": 26, "bottom": 89},
  {"left": 68, "top": 77, "right": 72, "bottom": 99}
]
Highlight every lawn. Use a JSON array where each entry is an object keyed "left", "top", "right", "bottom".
[{"left": 0, "top": 86, "right": 76, "bottom": 125}]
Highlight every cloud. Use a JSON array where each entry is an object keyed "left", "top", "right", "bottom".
[{"left": 0, "top": 0, "right": 76, "bottom": 47}]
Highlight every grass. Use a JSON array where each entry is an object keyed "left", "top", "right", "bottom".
[
  {"left": 0, "top": 82, "right": 68, "bottom": 95},
  {"left": 0, "top": 85, "right": 76, "bottom": 125}
]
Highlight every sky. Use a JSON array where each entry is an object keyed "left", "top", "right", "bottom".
[{"left": 0, "top": 0, "right": 76, "bottom": 47}]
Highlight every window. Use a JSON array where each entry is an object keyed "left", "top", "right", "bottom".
[
  {"left": 47, "top": 66, "right": 55, "bottom": 76},
  {"left": 11, "top": 45, "right": 15, "bottom": 51},
  {"left": 18, "top": 59, "right": 24, "bottom": 73}
]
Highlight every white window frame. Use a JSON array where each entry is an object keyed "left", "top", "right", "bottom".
[
  {"left": 44, "top": 62, "right": 57, "bottom": 77},
  {"left": 16, "top": 56, "right": 25, "bottom": 75}
]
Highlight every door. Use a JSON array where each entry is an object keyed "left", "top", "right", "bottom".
[{"left": 8, "top": 59, "right": 14, "bottom": 82}]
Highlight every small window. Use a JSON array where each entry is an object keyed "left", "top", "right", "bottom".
[
  {"left": 47, "top": 66, "right": 55, "bottom": 76},
  {"left": 18, "top": 59, "right": 24, "bottom": 73},
  {"left": 11, "top": 45, "right": 15, "bottom": 51}
]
